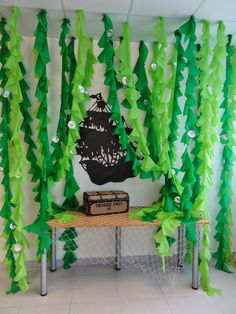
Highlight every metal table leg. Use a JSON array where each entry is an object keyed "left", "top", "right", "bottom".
[
  {"left": 115, "top": 226, "right": 121, "bottom": 270},
  {"left": 50, "top": 228, "right": 57, "bottom": 272},
  {"left": 177, "top": 225, "right": 184, "bottom": 267},
  {"left": 40, "top": 249, "right": 47, "bottom": 296},
  {"left": 192, "top": 224, "right": 199, "bottom": 290}
]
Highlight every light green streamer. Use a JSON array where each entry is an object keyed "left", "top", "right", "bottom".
[
  {"left": 149, "top": 17, "right": 171, "bottom": 176},
  {"left": 5, "top": 6, "right": 29, "bottom": 291},
  {"left": 58, "top": 10, "right": 96, "bottom": 179},
  {"left": 191, "top": 21, "right": 227, "bottom": 296},
  {"left": 116, "top": 22, "right": 160, "bottom": 179}
]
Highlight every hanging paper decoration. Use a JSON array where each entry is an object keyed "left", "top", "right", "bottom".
[
  {"left": 25, "top": 9, "right": 53, "bottom": 257},
  {"left": 191, "top": 21, "right": 227, "bottom": 296},
  {"left": 168, "top": 31, "right": 185, "bottom": 166},
  {"left": 178, "top": 16, "right": 199, "bottom": 244},
  {"left": 116, "top": 22, "right": 161, "bottom": 179},
  {"left": 214, "top": 35, "right": 236, "bottom": 273},
  {"left": 59, "top": 228, "right": 78, "bottom": 269},
  {"left": 149, "top": 17, "right": 171, "bottom": 175},
  {"left": 19, "top": 62, "right": 41, "bottom": 182},
  {"left": 0, "top": 16, "right": 21, "bottom": 294},
  {"left": 4, "top": 6, "right": 29, "bottom": 291},
  {"left": 129, "top": 18, "right": 184, "bottom": 270},
  {"left": 133, "top": 41, "right": 156, "bottom": 179},
  {"left": 58, "top": 10, "right": 96, "bottom": 180},
  {"left": 51, "top": 18, "right": 71, "bottom": 180},
  {"left": 97, "top": 14, "right": 139, "bottom": 176},
  {"left": 53, "top": 24, "right": 80, "bottom": 269}
]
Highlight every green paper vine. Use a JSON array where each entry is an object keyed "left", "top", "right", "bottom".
[
  {"left": 25, "top": 9, "right": 53, "bottom": 257},
  {"left": 51, "top": 18, "right": 71, "bottom": 181},
  {"left": 60, "top": 34, "right": 80, "bottom": 269},
  {"left": 149, "top": 17, "right": 171, "bottom": 176},
  {"left": 133, "top": 40, "right": 156, "bottom": 179},
  {"left": 168, "top": 31, "right": 185, "bottom": 166},
  {"left": 19, "top": 62, "right": 41, "bottom": 182},
  {"left": 178, "top": 16, "right": 199, "bottom": 244},
  {"left": 129, "top": 18, "right": 185, "bottom": 270},
  {"left": 214, "top": 35, "right": 236, "bottom": 273},
  {"left": 97, "top": 14, "right": 140, "bottom": 176},
  {"left": 191, "top": 21, "right": 227, "bottom": 296},
  {"left": 58, "top": 10, "right": 96, "bottom": 180},
  {"left": 116, "top": 22, "right": 160, "bottom": 179},
  {"left": 0, "top": 16, "right": 21, "bottom": 294},
  {"left": 4, "top": 6, "right": 29, "bottom": 291}
]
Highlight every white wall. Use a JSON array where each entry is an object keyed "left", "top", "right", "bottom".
[{"left": 0, "top": 35, "right": 236, "bottom": 262}]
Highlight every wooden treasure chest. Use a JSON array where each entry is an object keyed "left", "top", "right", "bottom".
[{"left": 83, "top": 191, "right": 129, "bottom": 216}]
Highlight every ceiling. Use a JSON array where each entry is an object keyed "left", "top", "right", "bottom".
[{"left": 0, "top": 0, "right": 236, "bottom": 41}]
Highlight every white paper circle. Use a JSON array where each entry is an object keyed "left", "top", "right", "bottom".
[
  {"left": 78, "top": 85, "right": 85, "bottom": 93},
  {"left": 174, "top": 196, "right": 181, "bottom": 204},
  {"left": 52, "top": 135, "right": 59, "bottom": 143},
  {"left": 106, "top": 29, "right": 113, "bottom": 37},
  {"left": 173, "top": 62, "right": 177, "bottom": 67},
  {"left": 151, "top": 63, "right": 157, "bottom": 71},
  {"left": 13, "top": 243, "right": 22, "bottom": 253},
  {"left": 0, "top": 166, "right": 4, "bottom": 172},
  {"left": 221, "top": 134, "right": 228, "bottom": 141},
  {"left": 122, "top": 76, "right": 128, "bottom": 86},
  {"left": 68, "top": 120, "right": 76, "bottom": 129},
  {"left": 15, "top": 174, "right": 21, "bottom": 179},
  {"left": 10, "top": 223, "right": 16, "bottom": 230},
  {"left": 143, "top": 99, "right": 149, "bottom": 105},
  {"left": 187, "top": 130, "right": 196, "bottom": 138},
  {"left": 2, "top": 90, "right": 10, "bottom": 98}
]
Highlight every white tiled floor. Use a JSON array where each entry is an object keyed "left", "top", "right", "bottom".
[{"left": 0, "top": 263, "right": 236, "bottom": 314}]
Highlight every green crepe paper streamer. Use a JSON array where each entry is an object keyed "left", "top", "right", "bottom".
[
  {"left": 191, "top": 44, "right": 202, "bottom": 203},
  {"left": 178, "top": 16, "right": 199, "bottom": 244},
  {"left": 51, "top": 18, "right": 71, "bottom": 180},
  {"left": 0, "top": 17, "right": 21, "bottom": 294},
  {"left": 58, "top": 10, "right": 96, "bottom": 180},
  {"left": 191, "top": 21, "right": 227, "bottom": 296},
  {"left": 59, "top": 34, "right": 80, "bottom": 269},
  {"left": 4, "top": 6, "right": 29, "bottom": 291},
  {"left": 25, "top": 9, "right": 53, "bottom": 257},
  {"left": 19, "top": 62, "right": 41, "bottom": 182},
  {"left": 59, "top": 228, "right": 78, "bottom": 269},
  {"left": 97, "top": 15, "right": 140, "bottom": 176},
  {"left": 129, "top": 18, "right": 185, "bottom": 270},
  {"left": 63, "top": 37, "right": 80, "bottom": 205},
  {"left": 168, "top": 31, "right": 185, "bottom": 166},
  {"left": 133, "top": 41, "right": 157, "bottom": 179},
  {"left": 116, "top": 22, "right": 160, "bottom": 179},
  {"left": 130, "top": 201, "right": 184, "bottom": 271},
  {"left": 54, "top": 213, "right": 76, "bottom": 223},
  {"left": 149, "top": 17, "right": 172, "bottom": 176},
  {"left": 214, "top": 36, "right": 236, "bottom": 273}
]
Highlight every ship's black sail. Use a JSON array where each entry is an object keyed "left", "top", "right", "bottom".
[{"left": 76, "top": 93, "right": 134, "bottom": 185}]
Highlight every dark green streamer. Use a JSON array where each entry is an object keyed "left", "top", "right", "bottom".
[
  {"left": 214, "top": 35, "right": 235, "bottom": 273},
  {"left": 25, "top": 9, "right": 52, "bottom": 257},
  {"left": 179, "top": 16, "right": 199, "bottom": 244},
  {"left": 98, "top": 14, "right": 140, "bottom": 176},
  {"left": 168, "top": 31, "right": 185, "bottom": 165},
  {"left": 0, "top": 17, "right": 20, "bottom": 294},
  {"left": 133, "top": 41, "right": 156, "bottom": 179}
]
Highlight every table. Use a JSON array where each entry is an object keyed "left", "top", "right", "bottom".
[{"left": 39, "top": 208, "right": 207, "bottom": 296}]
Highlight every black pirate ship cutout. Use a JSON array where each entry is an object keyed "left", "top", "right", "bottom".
[{"left": 76, "top": 93, "right": 134, "bottom": 185}]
